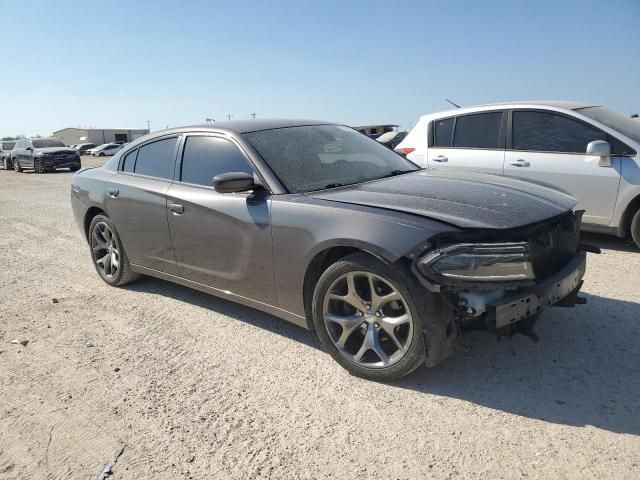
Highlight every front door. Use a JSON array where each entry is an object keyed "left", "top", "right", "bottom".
[
  {"left": 504, "top": 110, "right": 621, "bottom": 226},
  {"left": 166, "top": 134, "right": 276, "bottom": 305},
  {"left": 427, "top": 111, "right": 506, "bottom": 174}
]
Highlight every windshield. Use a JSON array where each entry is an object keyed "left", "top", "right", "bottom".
[
  {"left": 576, "top": 107, "right": 640, "bottom": 143},
  {"left": 243, "top": 125, "right": 419, "bottom": 193},
  {"left": 1, "top": 141, "right": 16, "bottom": 150},
  {"left": 33, "top": 139, "right": 65, "bottom": 148}
]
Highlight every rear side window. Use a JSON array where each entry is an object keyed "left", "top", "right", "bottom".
[
  {"left": 513, "top": 111, "right": 603, "bottom": 153},
  {"left": 122, "top": 149, "right": 137, "bottom": 173},
  {"left": 180, "top": 136, "right": 254, "bottom": 187},
  {"left": 134, "top": 137, "right": 177, "bottom": 179},
  {"left": 453, "top": 112, "right": 503, "bottom": 149},
  {"left": 433, "top": 118, "right": 454, "bottom": 147}
]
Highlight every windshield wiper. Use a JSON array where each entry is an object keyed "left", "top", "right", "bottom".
[{"left": 389, "top": 169, "right": 418, "bottom": 176}]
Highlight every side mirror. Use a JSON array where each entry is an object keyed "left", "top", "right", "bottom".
[
  {"left": 26, "top": 147, "right": 33, "bottom": 151},
  {"left": 586, "top": 140, "right": 612, "bottom": 167},
  {"left": 213, "top": 172, "right": 256, "bottom": 193}
]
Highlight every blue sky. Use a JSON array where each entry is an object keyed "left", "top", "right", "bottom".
[{"left": 1, "top": 0, "right": 638, "bottom": 137}]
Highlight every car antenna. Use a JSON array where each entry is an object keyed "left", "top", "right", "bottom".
[{"left": 445, "top": 99, "right": 461, "bottom": 108}]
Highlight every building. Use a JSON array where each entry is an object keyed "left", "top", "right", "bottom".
[
  {"left": 52, "top": 128, "right": 149, "bottom": 146},
  {"left": 353, "top": 124, "right": 398, "bottom": 138}
]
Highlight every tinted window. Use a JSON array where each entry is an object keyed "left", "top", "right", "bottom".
[
  {"left": 513, "top": 111, "right": 603, "bottom": 153},
  {"left": 181, "top": 136, "right": 253, "bottom": 187},
  {"left": 434, "top": 118, "right": 454, "bottom": 147},
  {"left": 122, "top": 149, "right": 137, "bottom": 173},
  {"left": 134, "top": 137, "right": 177, "bottom": 179},
  {"left": 453, "top": 112, "right": 503, "bottom": 149}
]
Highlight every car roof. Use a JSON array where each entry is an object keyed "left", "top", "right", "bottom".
[{"left": 166, "top": 119, "right": 338, "bottom": 136}]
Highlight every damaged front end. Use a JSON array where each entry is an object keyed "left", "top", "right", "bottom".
[{"left": 410, "top": 210, "right": 595, "bottom": 366}]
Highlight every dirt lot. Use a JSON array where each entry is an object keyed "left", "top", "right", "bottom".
[{"left": 0, "top": 156, "right": 639, "bottom": 479}]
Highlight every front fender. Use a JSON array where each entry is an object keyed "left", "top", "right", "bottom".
[{"left": 271, "top": 197, "right": 457, "bottom": 317}]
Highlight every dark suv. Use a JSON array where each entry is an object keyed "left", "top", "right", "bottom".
[
  {"left": 1, "top": 140, "right": 16, "bottom": 169},
  {"left": 12, "top": 138, "right": 81, "bottom": 173}
]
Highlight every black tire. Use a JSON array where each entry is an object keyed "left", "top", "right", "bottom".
[
  {"left": 312, "top": 252, "right": 427, "bottom": 381},
  {"left": 1, "top": 158, "right": 8, "bottom": 170},
  {"left": 14, "top": 159, "right": 22, "bottom": 172},
  {"left": 34, "top": 158, "right": 44, "bottom": 173},
  {"left": 70, "top": 165, "right": 81, "bottom": 172},
  {"left": 89, "top": 214, "right": 141, "bottom": 286},
  {"left": 631, "top": 208, "right": 640, "bottom": 249}
]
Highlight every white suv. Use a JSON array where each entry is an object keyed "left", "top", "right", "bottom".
[{"left": 396, "top": 101, "right": 640, "bottom": 248}]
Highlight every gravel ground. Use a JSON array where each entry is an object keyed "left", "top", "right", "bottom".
[{"left": 1, "top": 157, "right": 639, "bottom": 479}]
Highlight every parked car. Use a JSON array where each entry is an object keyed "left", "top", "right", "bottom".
[
  {"left": 74, "top": 143, "right": 97, "bottom": 155},
  {"left": 90, "top": 143, "right": 124, "bottom": 156},
  {"left": 376, "top": 130, "right": 407, "bottom": 150},
  {"left": 12, "top": 137, "right": 81, "bottom": 173},
  {"left": 71, "top": 119, "right": 589, "bottom": 381},
  {"left": 1, "top": 140, "right": 16, "bottom": 169},
  {"left": 396, "top": 101, "right": 640, "bottom": 248}
]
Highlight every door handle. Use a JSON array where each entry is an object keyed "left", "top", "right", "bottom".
[
  {"left": 108, "top": 188, "right": 119, "bottom": 197},
  {"left": 510, "top": 159, "right": 530, "bottom": 167},
  {"left": 432, "top": 156, "right": 448, "bottom": 162},
  {"left": 169, "top": 203, "right": 184, "bottom": 215}
]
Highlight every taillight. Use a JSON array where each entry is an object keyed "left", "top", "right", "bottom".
[{"left": 395, "top": 147, "right": 415, "bottom": 155}]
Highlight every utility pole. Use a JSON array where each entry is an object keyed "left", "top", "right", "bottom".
[
  {"left": 250, "top": 113, "right": 257, "bottom": 119},
  {"left": 226, "top": 114, "right": 233, "bottom": 121}
]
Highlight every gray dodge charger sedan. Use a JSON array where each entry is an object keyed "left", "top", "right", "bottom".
[{"left": 71, "top": 119, "right": 589, "bottom": 380}]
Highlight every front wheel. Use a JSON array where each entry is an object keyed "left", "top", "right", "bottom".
[
  {"left": 312, "top": 253, "right": 426, "bottom": 381},
  {"left": 631, "top": 208, "right": 640, "bottom": 249},
  {"left": 14, "top": 160, "right": 23, "bottom": 172},
  {"left": 34, "top": 158, "right": 44, "bottom": 173},
  {"left": 89, "top": 214, "right": 141, "bottom": 286}
]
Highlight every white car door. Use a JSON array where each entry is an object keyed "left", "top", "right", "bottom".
[
  {"left": 503, "top": 110, "right": 621, "bottom": 226},
  {"left": 426, "top": 111, "right": 505, "bottom": 174}
]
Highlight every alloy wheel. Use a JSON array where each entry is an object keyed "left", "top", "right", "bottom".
[
  {"left": 91, "top": 222, "right": 120, "bottom": 279},
  {"left": 322, "top": 271, "right": 413, "bottom": 368}
]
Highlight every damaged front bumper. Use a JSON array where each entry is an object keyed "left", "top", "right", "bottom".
[{"left": 486, "top": 250, "right": 586, "bottom": 329}]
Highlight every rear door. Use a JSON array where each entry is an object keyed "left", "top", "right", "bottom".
[
  {"left": 504, "top": 110, "right": 621, "bottom": 226},
  {"left": 166, "top": 133, "right": 276, "bottom": 305},
  {"left": 426, "top": 111, "right": 506, "bottom": 174},
  {"left": 106, "top": 136, "right": 179, "bottom": 274}
]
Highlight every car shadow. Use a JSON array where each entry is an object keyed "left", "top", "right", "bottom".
[
  {"left": 582, "top": 231, "right": 637, "bottom": 252},
  {"left": 394, "top": 292, "right": 640, "bottom": 436},
  {"left": 126, "top": 276, "right": 322, "bottom": 350},
  {"left": 127, "top": 278, "right": 639, "bottom": 436}
]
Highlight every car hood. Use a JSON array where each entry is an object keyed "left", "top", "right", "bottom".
[
  {"left": 37, "top": 147, "right": 77, "bottom": 154},
  {"left": 308, "top": 170, "right": 577, "bottom": 229}
]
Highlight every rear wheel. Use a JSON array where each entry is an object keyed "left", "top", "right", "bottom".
[
  {"left": 312, "top": 253, "right": 426, "bottom": 381},
  {"left": 89, "top": 214, "right": 141, "bottom": 286},
  {"left": 631, "top": 208, "right": 640, "bottom": 249}
]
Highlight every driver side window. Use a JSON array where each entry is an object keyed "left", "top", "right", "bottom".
[{"left": 180, "top": 136, "right": 254, "bottom": 187}]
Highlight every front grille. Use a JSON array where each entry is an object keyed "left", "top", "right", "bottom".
[{"left": 529, "top": 211, "right": 582, "bottom": 280}]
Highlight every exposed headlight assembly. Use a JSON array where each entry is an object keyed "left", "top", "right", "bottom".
[{"left": 418, "top": 242, "right": 535, "bottom": 283}]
